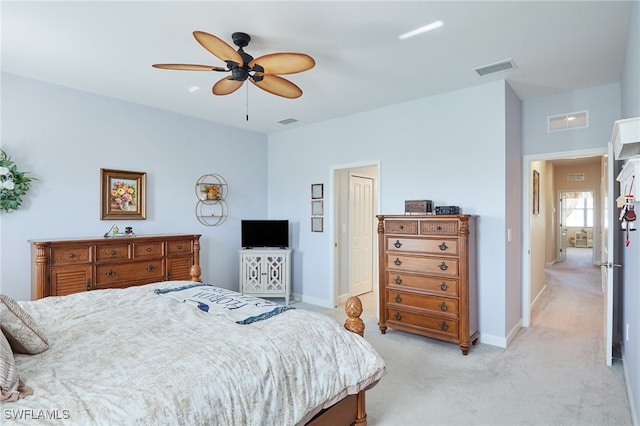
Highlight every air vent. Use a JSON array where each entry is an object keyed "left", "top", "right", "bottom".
[
  {"left": 473, "top": 59, "right": 516, "bottom": 76},
  {"left": 277, "top": 118, "right": 298, "bottom": 125},
  {"left": 567, "top": 173, "right": 585, "bottom": 181},
  {"left": 548, "top": 111, "right": 589, "bottom": 132}
]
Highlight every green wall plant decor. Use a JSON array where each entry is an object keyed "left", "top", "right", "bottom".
[{"left": 0, "top": 150, "right": 34, "bottom": 212}]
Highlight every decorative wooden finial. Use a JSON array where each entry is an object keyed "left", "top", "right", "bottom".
[
  {"left": 189, "top": 264, "right": 202, "bottom": 282},
  {"left": 344, "top": 296, "right": 365, "bottom": 337}
]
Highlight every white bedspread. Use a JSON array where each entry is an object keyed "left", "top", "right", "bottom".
[{"left": 7, "top": 281, "right": 386, "bottom": 425}]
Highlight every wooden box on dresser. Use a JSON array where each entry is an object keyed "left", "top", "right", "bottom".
[
  {"left": 30, "top": 234, "right": 201, "bottom": 299},
  {"left": 377, "top": 215, "right": 478, "bottom": 355}
]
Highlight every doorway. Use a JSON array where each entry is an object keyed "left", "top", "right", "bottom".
[{"left": 331, "top": 162, "right": 379, "bottom": 316}]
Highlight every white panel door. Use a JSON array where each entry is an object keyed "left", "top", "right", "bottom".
[
  {"left": 349, "top": 175, "right": 374, "bottom": 296},
  {"left": 601, "top": 144, "right": 615, "bottom": 366}
]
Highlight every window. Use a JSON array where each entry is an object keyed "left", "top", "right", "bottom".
[{"left": 563, "top": 191, "right": 593, "bottom": 227}]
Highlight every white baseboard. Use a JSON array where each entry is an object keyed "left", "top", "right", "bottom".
[
  {"left": 479, "top": 333, "right": 507, "bottom": 348},
  {"left": 622, "top": 354, "right": 639, "bottom": 426},
  {"left": 292, "top": 293, "right": 335, "bottom": 308}
]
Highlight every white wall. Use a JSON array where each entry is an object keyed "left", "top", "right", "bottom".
[
  {"left": 0, "top": 73, "right": 268, "bottom": 301},
  {"left": 267, "top": 80, "right": 510, "bottom": 343}
]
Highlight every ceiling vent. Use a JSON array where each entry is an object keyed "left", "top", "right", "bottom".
[
  {"left": 548, "top": 111, "right": 589, "bottom": 132},
  {"left": 567, "top": 173, "right": 585, "bottom": 181},
  {"left": 473, "top": 59, "right": 516, "bottom": 76},
  {"left": 277, "top": 118, "right": 298, "bottom": 125}
]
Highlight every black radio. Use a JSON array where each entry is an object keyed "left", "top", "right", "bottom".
[{"left": 435, "top": 206, "right": 461, "bottom": 215}]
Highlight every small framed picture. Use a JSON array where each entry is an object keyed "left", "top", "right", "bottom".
[
  {"left": 311, "top": 217, "right": 323, "bottom": 232},
  {"left": 100, "top": 168, "right": 146, "bottom": 220},
  {"left": 311, "top": 200, "right": 324, "bottom": 216},
  {"left": 311, "top": 183, "right": 323, "bottom": 199}
]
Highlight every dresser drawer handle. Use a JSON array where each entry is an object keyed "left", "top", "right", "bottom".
[
  {"left": 394, "top": 240, "right": 402, "bottom": 248},
  {"left": 177, "top": 245, "right": 183, "bottom": 250},
  {"left": 439, "top": 302, "right": 448, "bottom": 311},
  {"left": 438, "top": 242, "right": 448, "bottom": 251},
  {"left": 440, "top": 282, "right": 449, "bottom": 291},
  {"left": 436, "top": 225, "right": 442, "bottom": 231},
  {"left": 439, "top": 261, "right": 448, "bottom": 271},
  {"left": 146, "top": 265, "right": 156, "bottom": 272},
  {"left": 105, "top": 269, "right": 115, "bottom": 277},
  {"left": 68, "top": 252, "right": 75, "bottom": 259},
  {"left": 395, "top": 294, "right": 402, "bottom": 303},
  {"left": 394, "top": 258, "right": 402, "bottom": 266},
  {"left": 440, "top": 321, "right": 449, "bottom": 331},
  {"left": 394, "top": 312, "right": 402, "bottom": 321},
  {"left": 399, "top": 225, "right": 404, "bottom": 230},
  {"left": 146, "top": 247, "right": 152, "bottom": 252},
  {"left": 110, "top": 250, "right": 117, "bottom": 256},
  {"left": 395, "top": 276, "right": 402, "bottom": 284}
]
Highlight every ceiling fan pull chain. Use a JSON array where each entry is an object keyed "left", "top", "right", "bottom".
[{"left": 246, "top": 82, "right": 249, "bottom": 121}]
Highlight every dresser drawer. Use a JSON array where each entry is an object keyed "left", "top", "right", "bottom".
[
  {"left": 386, "top": 237, "right": 458, "bottom": 256},
  {"left": 386, "top": 272, "right": 458, "bottom": 296},
  {"left": 132, "top": 242, "right": 164, "bottom": 258},
  {"left": 95, "top": 260, "right": 164, "bottom": 287},
  {"left": 387, "top": 308, "right": 459, "bottom": 338},
  {"left": 387, "top": 254, "right": 458, "bottom": 277},
  {"left": 385, "top": 220, "right": 418, "bottom": 235},
  {"left": 50, "top": 246, "right": 91, "bottom": 266},
  {"left": 419, "top": 220, "right": 458, "bottom": 235},
  {"left": 387, "top": 291, "right": 459, "bottom": 317},
  {"left": 95, "top": 243, "right": 130, "bottom": 261},
  {"left": 167, "top": 239, "right": 193, "bottom": 255}
]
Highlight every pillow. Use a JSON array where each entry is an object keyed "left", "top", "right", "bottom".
[
  {"left": 0, "top": 295, "right": 49, "bottom": 354},
  {"left": 0, "top": 331, "right": 20, "bottom": 401}
]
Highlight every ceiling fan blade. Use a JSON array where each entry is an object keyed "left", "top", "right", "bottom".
[
  {"left": 249, "top": 53, "right": 315, "bottom": 75},
  {"left": 193, "top": 31, "right": 243, "bottom": 66},
  {"left": 251, "top": 74, "right": 303, "bottom": 99},
  {"left": 212, "top": 77, "right": 243, "bottom": 95},
  {"left": 152, "top": 63, "right": 227, "bottom": 71}
]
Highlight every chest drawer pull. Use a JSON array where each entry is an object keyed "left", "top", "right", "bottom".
[
  {"left": 68, "top": 252, "right": 75, "bottom": 259},
  {"left": 394, "top": 240, "right": 402, "bottom": 248},
  {"left": 146, "top": 265, "right": 156, "bottom": 272},
  {"left": 440, "top": 282, "right": 449, "bottom": 291},
  {"left": 110, "top": 250, "right": 117, "bottom": 256},
  {"left": 394, "top": 312, "right": 402, "bottom": 321},
  {"left": 146, "top": 247, "right": 152, "bottom": 253},
  {"left": 177, "top": 244, "right": 183, "bottom": 250},
  {"left": 440, "top": 321, "right": 449, "bottom": 331},
  {"left": 439, "top": 302, "right": 448, "bottom": 311},
  {"left": 105, "top": 269, "right": 115, "bottom": 277},
  {"left": 395, "top": 276, "right": 402, "bottom": 284},
  {"left": 439, "top": 242, "right": 448, "bottom": 251},
  {"left": 437, "top": 226, "right": 442, "bottom": 231},
  {"left": 395, "top": 294, "right": 402, "bottom": 303},
  {"left": 439, "top": 261, "right": 448, "bottom": 271},
  {"left": 394, "top": 258, "right": 402, "bottom": 266}
]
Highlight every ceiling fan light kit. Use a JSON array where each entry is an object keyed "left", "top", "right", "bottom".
[{"left": 152, "top": 31, "right": 315, "bottom": 99}]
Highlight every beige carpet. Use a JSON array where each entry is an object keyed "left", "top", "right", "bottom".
[{"left": 301, "top": 247, "right": 633, "bottom": 425}]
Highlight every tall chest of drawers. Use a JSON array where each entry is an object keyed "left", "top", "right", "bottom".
[
  {"left": 30, "top": 234, "right": 200, "bottom": 299},
  {"left": 377, "top": 215, "right": 478, "bottom": 355}
]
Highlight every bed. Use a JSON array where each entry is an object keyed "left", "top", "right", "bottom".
[{"left": 1, "top": 267, "right": 385, "bottom": 425}]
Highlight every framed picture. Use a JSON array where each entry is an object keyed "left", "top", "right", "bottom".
[
  {"left": 311, "top": 200, "right": 324, "bottom": 216},
  {"left": 101, "top": 168, "right": 146, "bottom": 220},
  {"left": 311, "top": 183, "right": 323, "bottom": 199},
  {"left": 532, "top": 169, "right": 540, "bottom": 215},
  {"left": 311, "top": 217, "right": 323, "bottom": 232}
]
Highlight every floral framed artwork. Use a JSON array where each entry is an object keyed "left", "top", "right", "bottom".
[
  {"left": 311, "top": 200, "right": 324, "bottom": 216},
  {"left": 311, "top": 183, "right": 323, "bottom": 199},
  {"left": 100, "top": 168, "right": 146, "bottom": 220},
  {"left": 532, "top": 169, "right": 540, "bottom": 215},
  {"left": 311, "top": 216, "right": 323, "bottom": 232}
]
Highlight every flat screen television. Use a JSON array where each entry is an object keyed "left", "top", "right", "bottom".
[{"left": 241, "top": 220, "right": 289, "bottom": 248}]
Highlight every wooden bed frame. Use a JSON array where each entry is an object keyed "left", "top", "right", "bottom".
[{"left": 193, "top": 264, "right": 369, "bottom": 426}]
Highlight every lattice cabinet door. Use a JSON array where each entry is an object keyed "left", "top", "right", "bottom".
[{"left": 239, "top": 249, "right": 292, "bottom": 305}]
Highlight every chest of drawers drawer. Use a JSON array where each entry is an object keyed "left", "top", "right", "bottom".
[
  {"left": 95, "top": 260, "right": 165, "bottom": 287},
  {"left": 50, "top": 246, "right": 91, "bottom": 265},
  {"left": 386, "top": 254, "right": 458, "bottom": 277},
  {"left": 133, "top": 242, "right": 164, "bottom": 258},
  {"left": 95, "top": 243, "right": 130, "bottom": 261},
  {"left": 387, "top": 290, "right": 459, "bottom": 317},
  {"left": 420, "top": 220, "right": 458, "bottom": 235},
  {"left": 386, "top": 237, "right": 458, "bottom": 256},
  {"left": 167, "top": 239, "right": 193, "bottom": 255},
  {"left": 386, "top": 308, "right": 459, "bottom": 339},
  {"left": 386, "top": 272, "right": 458, "bottom": 296}
]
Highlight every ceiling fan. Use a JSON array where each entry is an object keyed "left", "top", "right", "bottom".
[{"left": 153, "top": 31, "right": 315, "bottom": 99}]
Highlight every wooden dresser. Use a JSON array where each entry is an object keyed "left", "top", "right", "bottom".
[
  {"left": 30, "top": 234, "right": 201, "bottom": 299},
  {"left": 377, "top": 215, "right": 478, "bottom": 355}
]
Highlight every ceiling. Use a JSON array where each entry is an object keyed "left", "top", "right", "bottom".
[{"left": 1, "top": 1, "right": 633, "bottom": 135}]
